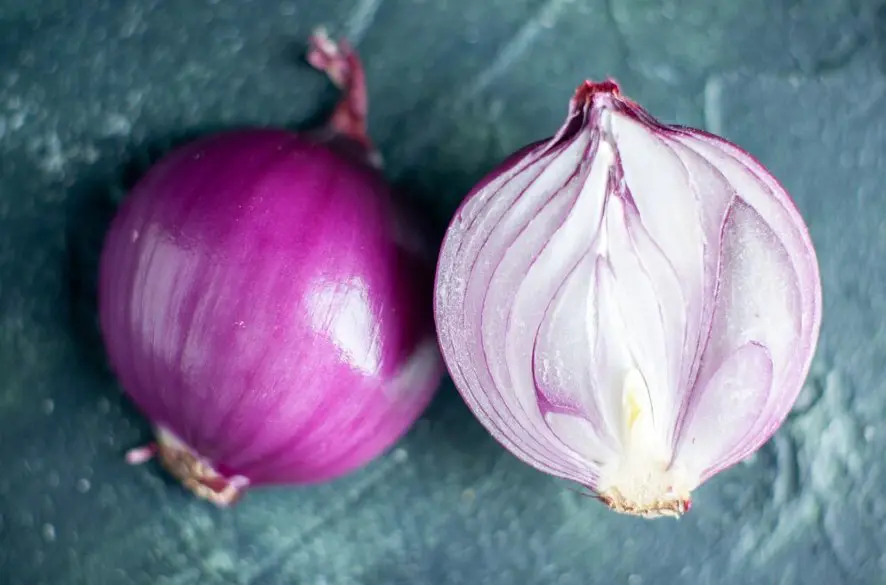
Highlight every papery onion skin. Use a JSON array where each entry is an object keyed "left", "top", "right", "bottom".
[
  {"left": 99, "top": 31, "right": 444, "bottom": 506},
  {"left": 434, "top": 80, "right": 822, "bottom": 519}
]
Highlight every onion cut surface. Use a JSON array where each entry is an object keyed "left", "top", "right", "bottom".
[{"left": 433, "top": 80, "right": 822, "bottom": 518}]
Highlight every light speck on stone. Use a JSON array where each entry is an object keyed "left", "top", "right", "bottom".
[
  {"left": 703, "top": 75, "right": 724, "bottom": 134},
  {"left": 120, "top": 9, "right": 144, "bottom": 39},
  {"left": 80, "top": 144, "right": 100, "bottom": 164},
  {"left": 36, "top": 133, "right": 66, "bottom": 175},
  {"left": 9, "top": 111, "right": 25, "bottom": 131},
  {"left": 97, "top": 398, "right": 111, "bottom": 414},
  {"left": 101, "top": 114, "right": 132, "bottom": 137},
  {"left": 41, "top": 399, "right": 54, "bottom": 415},
  {"left": 204, "top": 550, "right": 235, "bottom": 573},
  {"left": 41, "top": 523, "right": 56, "bottom": 542},
  {"left": 97, "top": 484, "right": 117, "bottom": 507}
]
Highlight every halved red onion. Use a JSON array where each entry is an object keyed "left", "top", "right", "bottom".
[
  {"left": 99, "top": 30, "right": 444, "bottom": 506},
  {"left": 434, "top": 80, "right": 822, "bottom": 518}
]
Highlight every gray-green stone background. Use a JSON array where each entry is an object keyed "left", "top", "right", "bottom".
[{"left": 1, "top": 0, "right": 884, "bottom": 583}]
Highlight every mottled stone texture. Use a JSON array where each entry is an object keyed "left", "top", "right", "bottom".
[{"left": 0, "top": 0, "right": 884, "bottom": 583}]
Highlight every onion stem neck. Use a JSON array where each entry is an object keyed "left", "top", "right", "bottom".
[{"left": 306, "top": 28, "right": 382, "bottom": 169}]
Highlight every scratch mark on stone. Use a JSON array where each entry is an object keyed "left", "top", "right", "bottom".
[
  {"left": 79, "top": 519, "right": 178, "bottom": 582},
  {"left": 603, "top": 0, "right": 635, "bottom": 71},
  {"left": 238, "top": 456, "right": 407, "bottom": 584},
  {"left": 753, "top": 495, "right": 820, "bottom": 566},
  {"left": 346, "top": 0, "right": 385, "bottom": 46},
  {"left": 77, "top": 478, "right": 216, "bottom": 582},
  {"left": 771, "top": 433, "right": 798, "bottom": 507},
  {"left": 777, "top": 562, "right": 798, "bottom": 585},
  {"left": 703, "top": 75, "right": 724, "bottom": 135},
  {"left": 789, "top": 362, "right": 826, "bottom": 418},
  {"left": 808, "top": 34, "right": 870, "bottom": 76},
  {"left": 395, "top": 0, "right": 574, "bottom": 168},
  {"left": 461, "top": 0, "right": 572, "bottom": 105},
  {"left": 819, "top": 514, "right": 852, "bottom": 580},
  {"left": 159, "top": 567, "right": 202, "bottom": 585}
]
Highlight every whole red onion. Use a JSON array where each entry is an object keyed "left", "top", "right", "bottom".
[
  {"left": 434, "top": 80, "right": 822, "bottom": 518},
  {"left": 99, "top": 30, "right": 443, "bottom": 506}
]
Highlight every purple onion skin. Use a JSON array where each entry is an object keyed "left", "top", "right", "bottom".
[{"left": 99, "top": 128, "right": 443, "bottom": 489}]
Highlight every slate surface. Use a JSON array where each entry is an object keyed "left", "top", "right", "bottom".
[{"left": 1, "top": 0, "right": 885, "bottom": 583}]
